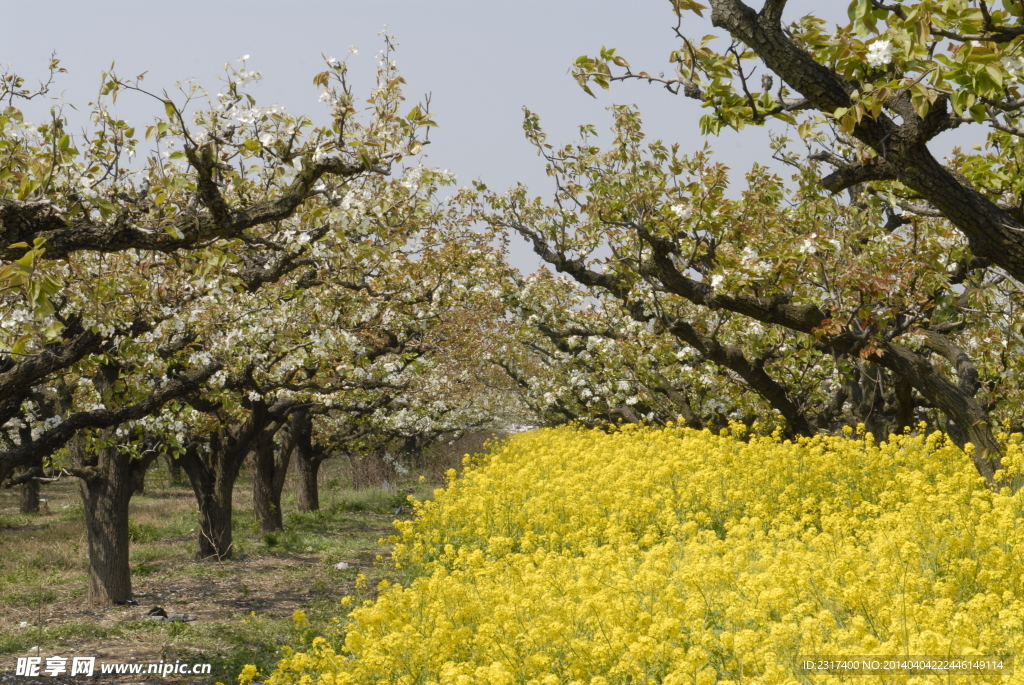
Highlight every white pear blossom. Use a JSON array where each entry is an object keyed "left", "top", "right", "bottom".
[
  {"left": 670, "top": 204, "right": 693, "bottom": 221},
  {"left": 1002, "top": 55, "right": 1024, "bottom": 80},
  {"left": 866, "top": 39, "right": 893, "bottom": 68}
]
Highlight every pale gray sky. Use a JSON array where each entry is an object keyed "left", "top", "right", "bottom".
[{"left": 5, "top": 1, "right": 976, "bottom": 271}]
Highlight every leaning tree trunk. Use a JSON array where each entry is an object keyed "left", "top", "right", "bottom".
[
  {"left": 887, "top": 334, "right": 1005, "bottom": 483},
  {"left": 290, "top": 409, "right": 323, "bottom": 513},
  {"left": 249, "top": 425, "right": 290, "bottom": 533}
]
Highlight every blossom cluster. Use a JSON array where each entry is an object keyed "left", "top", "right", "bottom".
[{"left": 260, "top": 425, "right": 1024, "bottom": 684}]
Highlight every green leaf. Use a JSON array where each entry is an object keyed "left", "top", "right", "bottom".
[
  {"left": 985, "top": 63, "right": 1005, "bottom": 89},
  {"left": 42, "top": 320, "right": 65, "bottom": 340},
  {"left": 951, "top": 89, "right": 967, "bottom": 115},
  {"left": 10, "top": 335, "right": 31, "bottom": 356}
]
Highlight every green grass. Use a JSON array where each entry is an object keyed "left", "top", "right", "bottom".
[{"left": 330, "top": 486, "right": 411, "bottom": 513}]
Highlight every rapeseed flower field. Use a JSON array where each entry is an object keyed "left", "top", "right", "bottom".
[{"left": 259, "top": 424, "right": 1024, "bottom": 684}]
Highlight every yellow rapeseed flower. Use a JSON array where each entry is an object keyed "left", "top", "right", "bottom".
[{"left": 263, "top": 425, "right": 1024, "bottom": 684}]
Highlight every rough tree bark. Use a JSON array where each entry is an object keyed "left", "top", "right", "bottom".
[
  {"left": 70, "top": 431, "right": 156, "bottom": 606},
  {"left": 17, "top": 463, "right": 41, "bottom": 514},
  {"left": 249, "top": 422, "right": 289, "bottom": 533},
  {"left": 178, "top": 424, "right": 256, "bottom": 561},
  {"left": 294, "top": 449, "right": 322, "bottom": 513},
  {"left": 290, "top": 409, "right": 325, "bottom": 513}
]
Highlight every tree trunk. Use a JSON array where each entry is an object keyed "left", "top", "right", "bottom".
[
  {"left": 17, "top": 459, "right": 41, "bottom": 514},
  {"left": 249, "top": 426, "right": 290, "bottom": 533},
  {"left": 179, "top": 436, "right": 246, "bottom": 561},
  {"left": 176, "top": 401, "right": 292, "bottom": 558},
  {"left": 399, "top": 434, "right": 426, "bottom": 470},
  {"left": 129, "top": 448, "right": 159, "bottom": 496},
  {"left": 164, "top": 452, "right": 181, "bottom": 484},
  {"left": 295, "top": 455, "right": 322, "bottom": 513},
  {"left": 195, "top": 472, "right": 235, "bottom": 561},
  {"left": 57, "top": 371, "right": 166, "bottom": 605},
  {"left": 649, "top": 372, "right": 704, "bottom": 430},
  {"left": 72, "top": 431, "right": 147, "bottom": 606},
  {"left": 291, "top": 409, "right": 323, "bottom": 513},
  {"left": 175, "top": 401, "right": 296, "bottom": 557},
  {"left": 892, "top": 374, "right": 916, "bottom": 435},
  {"left": 856, "top": 361, "right": 892, "bottom": 441},
  {"left": 80, "top": 471, "right": 132, "bottom": 605},
  {"left": 16, "top": 427, "right": 41, "bottom": 514},
  {"left": 20, "top": 472, "right": 40, "bottom": 513}
]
